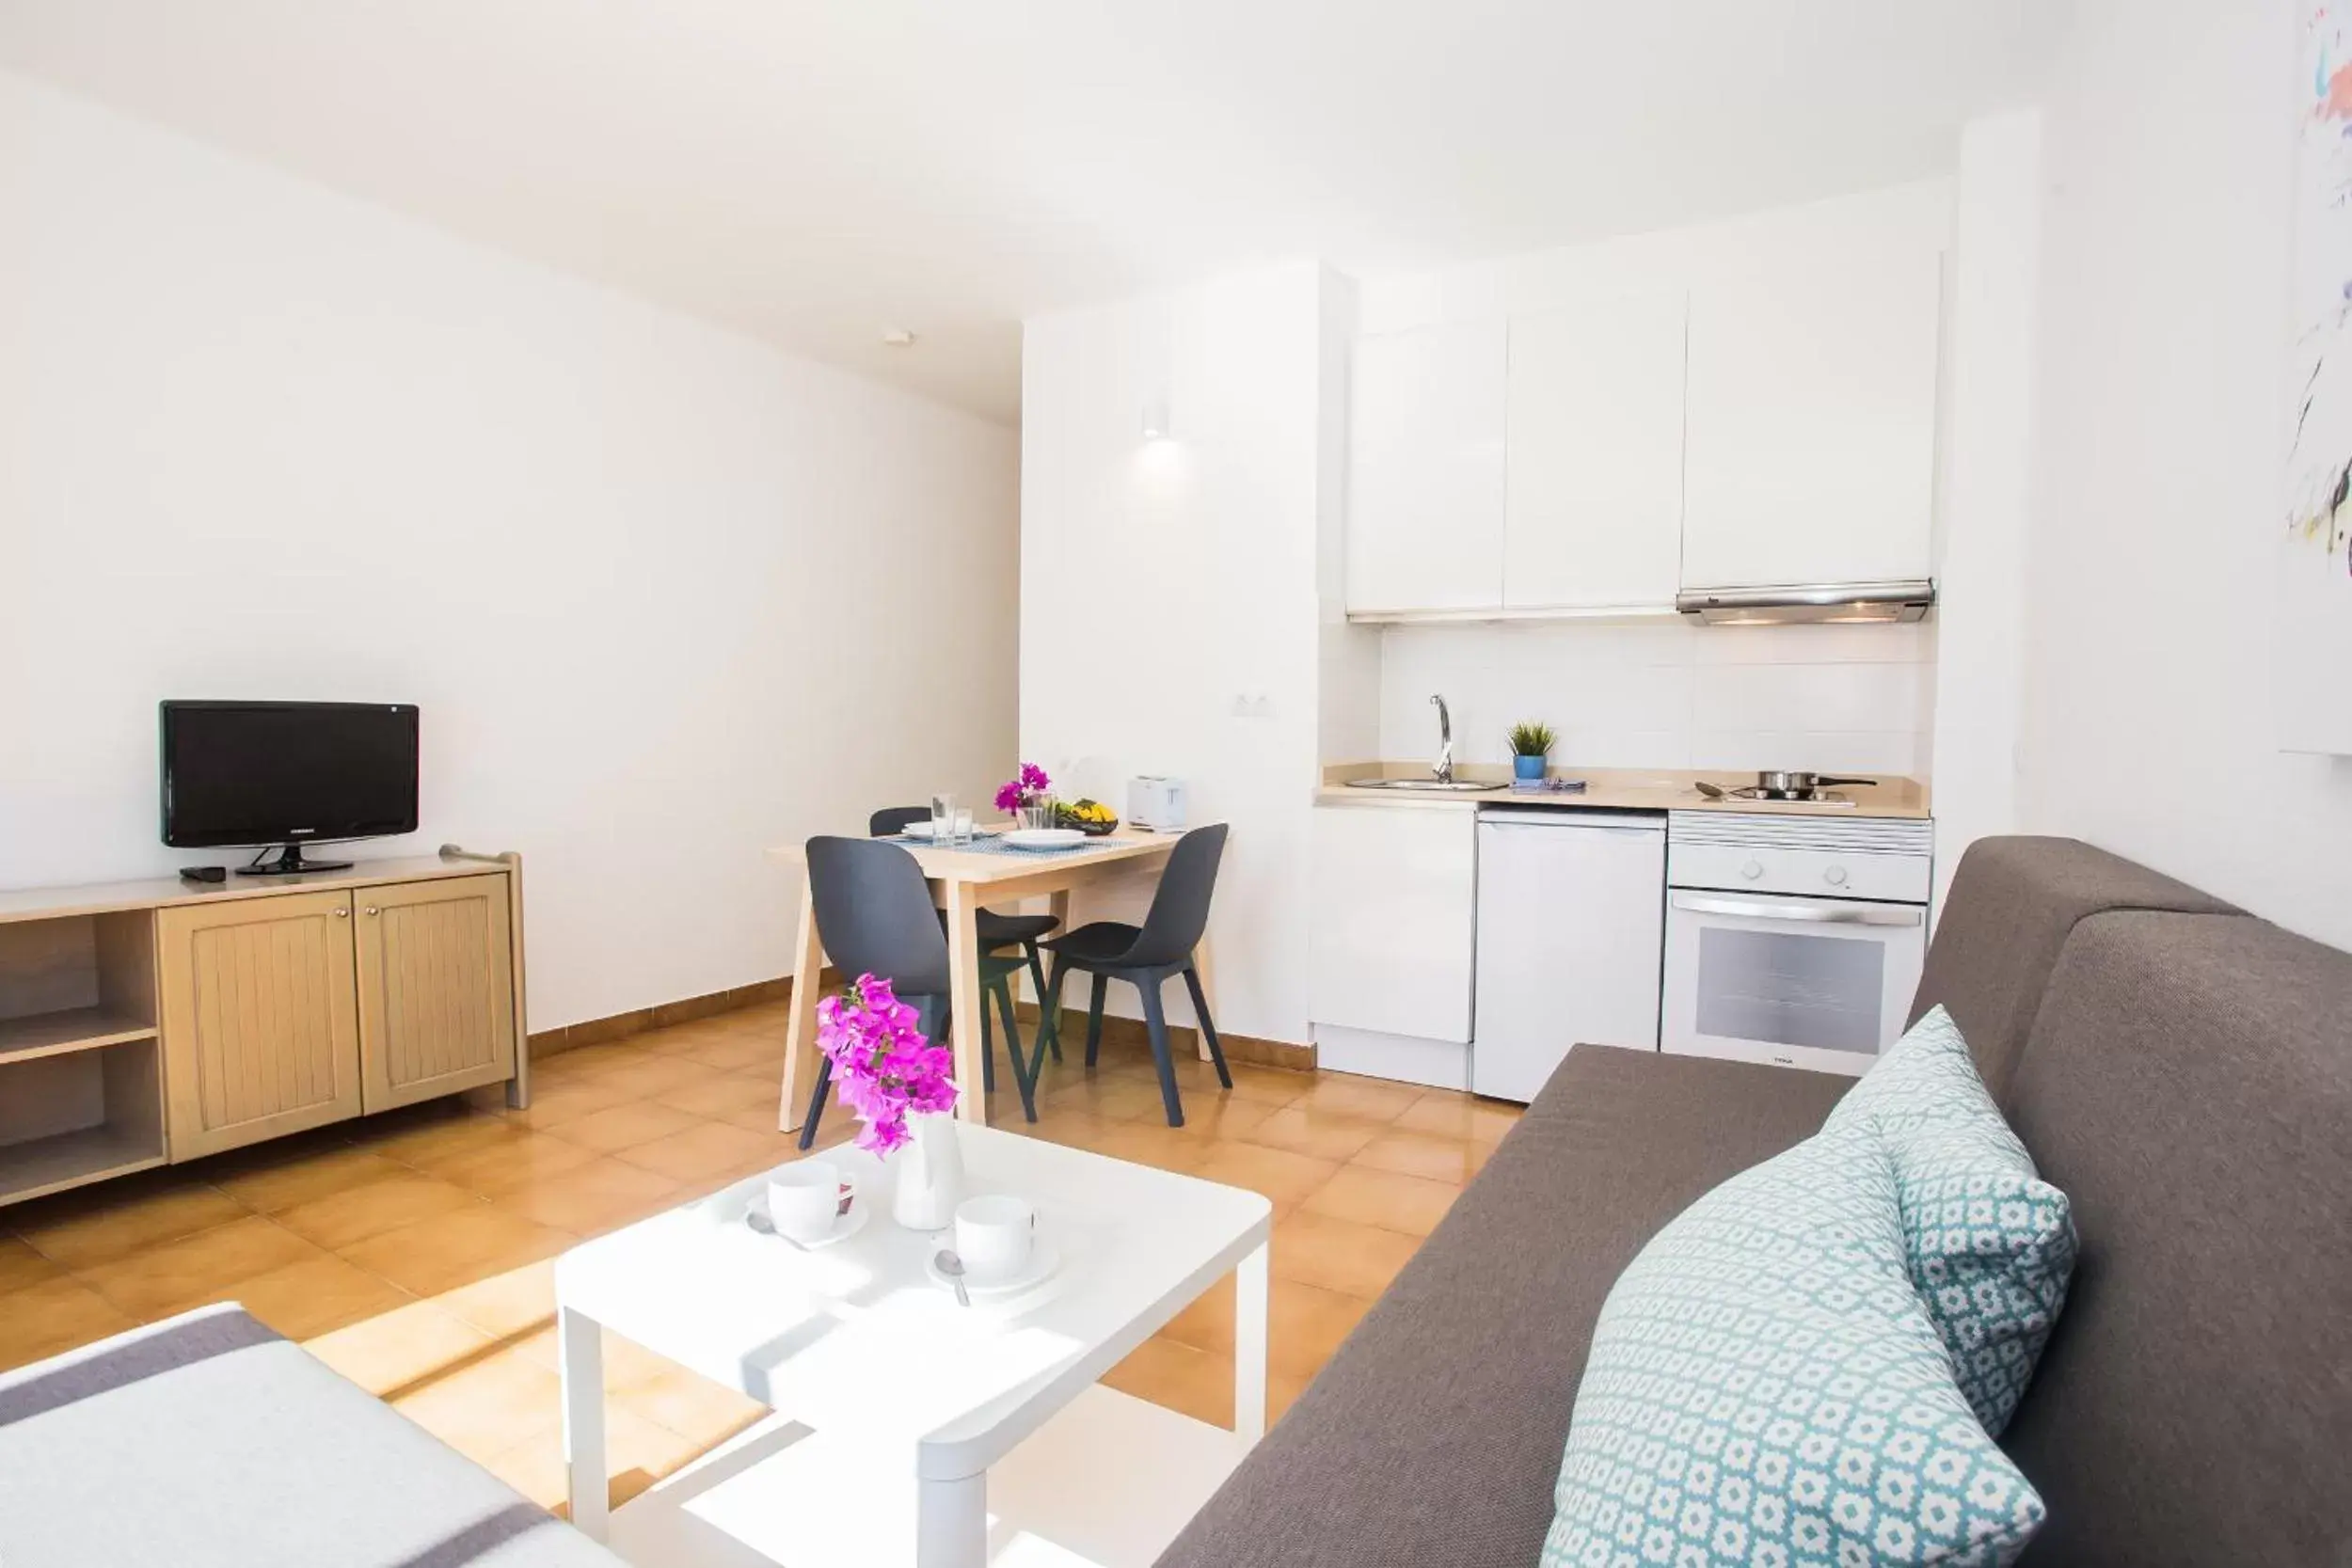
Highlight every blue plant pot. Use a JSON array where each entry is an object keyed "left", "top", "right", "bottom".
[{"left": 1514, "top": 753, "right": 1548, "bottom": 783}]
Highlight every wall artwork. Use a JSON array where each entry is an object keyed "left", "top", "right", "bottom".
[{"left": 2286, "top": 6, "right": 2352, "bottom": 753}]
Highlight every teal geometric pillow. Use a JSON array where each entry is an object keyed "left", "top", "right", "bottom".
[
  {"left": 1824, "top": 1006, "right": 2076, "bottom": 1435},
  {"left": 1542, "top": 1124, "right": 2045, "bottom": 1568}
]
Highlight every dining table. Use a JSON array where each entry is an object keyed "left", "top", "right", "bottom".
[{"left": 764, "top": 825, "right": 1217, "bottom": 1130}]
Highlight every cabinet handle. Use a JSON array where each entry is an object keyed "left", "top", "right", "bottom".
[
  {"left": 335, "top": 907, "right": 350, "bottom": 918},
  {"left": 363, "top": 906, "right": 379, "bottom": 917}
]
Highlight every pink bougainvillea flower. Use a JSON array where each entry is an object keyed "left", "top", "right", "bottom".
[
  {"left": 814, "top": 973, "right": 958, "bottom": 1152},
  {"left": 993, "top": 781, "right": 1024, "bottom": 813}
]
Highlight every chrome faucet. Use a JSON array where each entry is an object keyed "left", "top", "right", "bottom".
[{"left": 1430, "top": 694, "right": 1454, "bottom": 784}]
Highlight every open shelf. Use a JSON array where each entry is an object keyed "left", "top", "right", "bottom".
[
  {"left": 0, "top": 1007, "right": 159, "bottom": 1065},
  {"left": 0, "top": 1122, "right": 167, "bottom": 1208}
]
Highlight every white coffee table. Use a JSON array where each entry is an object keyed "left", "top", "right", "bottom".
[{"left": 554, "top": 1123, "right": 1272, "bottom": 1568}]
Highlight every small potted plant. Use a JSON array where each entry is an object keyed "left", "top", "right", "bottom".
[
  {"left": 1508, "top": 721, "right": 1557, "bottom": 784},
  {"left": 994, "top": 762, "right": 1056, "bottom": 830}
]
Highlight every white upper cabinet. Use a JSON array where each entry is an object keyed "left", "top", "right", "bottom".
[
  {"left": 1680, "top": 252, "right": 1943, "bottom": 590},
  {"left": 1345, "top": 320, "right": 1507, "bottom": 614},
  {"left": 1503, "top": 289, "right": 1688, "bottom": 610}
]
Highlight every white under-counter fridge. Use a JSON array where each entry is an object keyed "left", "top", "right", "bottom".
[{"left": 1471, "top": 807, "right": 1667, "bottom": 1102}]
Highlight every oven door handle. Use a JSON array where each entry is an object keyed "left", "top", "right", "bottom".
[{"left": 1671, "top": 893, "right": 1923, "bottom": 927}]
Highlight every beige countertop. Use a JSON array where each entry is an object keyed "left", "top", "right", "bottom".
[{"left": 1314, "top": 762, "right": 1931, "bottom": 819}]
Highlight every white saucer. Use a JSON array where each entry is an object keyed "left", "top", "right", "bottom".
[
  {"left": 745, "top": 1192, "right": 870, "bottom": 1250},
  {"left": 1002, "top": 828, "right": 1084, "bottom": 850},
  {"left": 927, "top": 1239, "right": 1061, "bottom": 1298}
]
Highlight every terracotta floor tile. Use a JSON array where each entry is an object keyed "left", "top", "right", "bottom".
[
  {"left": 1392, "top": 1091, "right": 1523, "bottom": 1144},
  {"left": 670, "top": 1033, "right": 778, "bottom": 1072},
  {"left": 77, "top": 1216, "right": 326, "bottom": 1321},
  {"left": 1104, "top": 1335, "right": 1232, "bottom": 1428},
  {"left": 613, "top": 1121, "right": 781, "bottom": 1185},
  {"left": 652, "top": 1071, "right": 778, "bottom": 1119},
  {"left": 1217, "top": 1063, "right": 1314, "bottom": 1108},
  {"left": 1155, "top": 1275, "right": 1371, "bottom": 1383},
  {"left": 1069, "top": 1119, "right": 1210, "bottom": 1173},
  {"left": 387, "top": 1345, "right": 564, "bottom": 1464},
  {"left": 547, "top": 1101, "right": 705, "bottom": 1156},
  {"left": 11, "top": 1180, "right": 249, "bottom": 1270},
  {"left": 1159, "top": 1094, "right": 1284, "bottom": 1145},
  {"left": 1268, "top": 1370, "right": 1312, "bottom": 1426},
  {"left": 0, "top": 1276, "right": 137, "bottom": 1371},
  {"left": 1189, "top": 1142, "right": 1342, "bottom": 1205},
  {"left": 491, "top": 1159, "right": 681, "bottom": 1237},
  {"left": 213, "top": 1147, "right": 412, "bottom": 1214},
  {"left": 433, "top": 1256, "right": 558, "bottom": 1342},
  {"left": 1352, "top": 1129, "right": 1494, "bottom": 1184},
  {"left": 211, "top": 1254, "right": 414, "bottom": 1341},
  {"left": 612, "top": 1362, "right": 769, "bottom": 1448},
  {"left": 1159, "top": 1276, "right": 1235, "bottom": 1354},
  {"left": 1238, "top": 1105, "right": 1389, "bottom": 1163},
  {"left": 532, "top": 1043, "right": 642, "bottom": 1079},
  {"left": 355, "top": 1104, "right": 516, "bottom": 1166},
  {"left": 340, "top": 1205, "right": 575, "bottom": 1299},
  {"left": 1271, "top": 1211, "right": 1422, "bottom": 1300},
  {"left": 498, "top": 1078, "right": 634, "bottom": 1132},
  {"left": 1039, "top": 1073, "right": 1186, "bottom": 1124},
  {"left": 1289, "top": 1073, "right": 1425, "bottom": 1123},
  {"left": 428, "top": 1131, "right": 602, "bottom": 1196},
  {"left": 303, "top": 1298, "right": 498, "bottom": 1396},
  {"left": 0, "top": 1234, "right": 66, "bottom": 1294},
  {"left": 1301, "top": 1164, "right": 1463, "bottom": 1238},
  {"left": 574, "top": 1054, "right": 712, "bottom": 1099},
  {"left": 482, "top": 1405, "right": 709, "bottom": 1516},
  {"left": 274, "top": 1171, "right": 484, "bottom": 1251}
]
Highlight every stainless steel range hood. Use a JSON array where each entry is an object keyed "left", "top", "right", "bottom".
[{"left": 1675, "top": 580, "right": 1935, "bottom": 626}]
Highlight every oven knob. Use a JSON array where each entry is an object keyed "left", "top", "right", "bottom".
[
  {"left": 1824, "top": 865, "right": 1850, "bottom": 887},
  {"left": 1740, "top": 861, "right": 1764, "bottom": 880}
]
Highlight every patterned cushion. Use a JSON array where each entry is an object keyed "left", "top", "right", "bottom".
[
  {"left": 1541, "top": 1125, "right": 2045, "bottom": 1568},
  {"left": 1823, "top": 1006, "right": 2077, "bottom": 1434}
]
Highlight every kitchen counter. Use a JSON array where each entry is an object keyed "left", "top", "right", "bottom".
[{"left": 1314, "top": 763, "right": 1931, "bottom": 819}]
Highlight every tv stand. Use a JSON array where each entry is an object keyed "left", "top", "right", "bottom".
[{"left": 239, "top": 845, "right": 355, "bottom": 877}]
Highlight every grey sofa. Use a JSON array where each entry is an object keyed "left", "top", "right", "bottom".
[
  {"left": 1159, "top": 836, "right": 2351, "bottom": 1567},
  {"left": 0, "top": 1304, "right": 625, "bottom": 1568}
]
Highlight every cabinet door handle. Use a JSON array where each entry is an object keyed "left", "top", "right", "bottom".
[
  {"left": 363, "top": 906, "right": 379, "bottom": 917},
  {"left": 334, "top": 907, "right": 350, "bottom": 918}
]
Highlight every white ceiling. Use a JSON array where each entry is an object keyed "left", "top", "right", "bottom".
[{"left": 0, "top": 2, "right": 2059, "bottom": 424}]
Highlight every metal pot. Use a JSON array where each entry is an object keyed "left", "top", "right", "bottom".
[{"left": 1754, "top": 770, "right": 1875, "bottom": 795}]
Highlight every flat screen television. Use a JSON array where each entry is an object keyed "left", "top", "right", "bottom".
[{"left": 160, "top": 701, "right": 419, "bottom": 875}]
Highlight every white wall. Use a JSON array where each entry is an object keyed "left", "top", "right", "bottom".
[
  {"left": 2017, "top": 0, "right": 2352, "bottom": 952},
  {"left": 0, "top": 71, "right": 1021, "bottom": 1029},
  {"left": 1021, "top": 263, "right": 1337, "bottom": 1046},
  {"left": 1376, "top": 619, "right": 1936, "bottom": 776},
  {"left": 1358, "top": 182, "right": 1954, "bottom": 783},
  {"left": 1929, "top": 112, "right": 2043, "bottom": 913}
]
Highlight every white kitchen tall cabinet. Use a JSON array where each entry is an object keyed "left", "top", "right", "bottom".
[
  {"left": 1503, "top": 289, "right": 1689, "bottom": 610},
  {"left": 1678, "top": 255, "right": 1943, "bottom": 590},
  {"left": 1343, "top": 320, "right": 1507, "bottom": 615}
]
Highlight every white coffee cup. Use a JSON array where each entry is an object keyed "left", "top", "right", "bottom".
[
  {"left": 953, "top": 1195, "right": 1037, "bottom": 1284},
  {"left": 768, "top": 1162, "right": 853, "bottom": 1243}
]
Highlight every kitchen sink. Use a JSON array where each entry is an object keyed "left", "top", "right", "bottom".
[{"left": 1343, "top": 778, "right": 1496, "bottom": 792}]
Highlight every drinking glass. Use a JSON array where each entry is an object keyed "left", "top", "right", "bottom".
[
  {"left": 951, "top": 808, "right": 975, "bottom": 845},
  {"left": 930, "top": 794, "right": 954, "bottom": 842}
]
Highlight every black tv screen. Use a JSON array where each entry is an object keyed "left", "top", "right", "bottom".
[{"left": 161, "top": 702, "right": 420, "bottom": 848}]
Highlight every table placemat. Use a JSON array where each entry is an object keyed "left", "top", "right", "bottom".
[{"left": 888, "top": 832, "right": 1105, "bottom": 857}]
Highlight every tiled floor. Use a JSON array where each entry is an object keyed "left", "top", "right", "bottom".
[{"left": 0, "top": 1000, "right": 1520, "bottom": 1515}]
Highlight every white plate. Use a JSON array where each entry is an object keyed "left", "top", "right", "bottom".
[
  {"left": 900, "top": 822, "right": 998, "bottom": 841},
  {"left": 1002, "top": 828, "right": 1085, "bottom": 850},
  {"left": 927, "top": 1239, "right": 1062, "bottom": 1298},
  {"left": 744, "top": 1191, "right": 871, "bottom": 1250}
]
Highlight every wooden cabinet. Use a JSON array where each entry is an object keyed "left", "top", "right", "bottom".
[
  {"left": 0, "top": 854, "right": 532, "bottom": 1187},
  {"left": 1503, "top": 289, "right": 1689, "bottom": 610},
  {"left": 1680, "top": 254, "right": 1942, "bottom": 590},
  {"left": 354, "top": 874, "right": 516, "bottom": 1113},
  {"left": 157, "top": 889, "right": 363, "bottom": 1160},
  {"left": 1344, "top": 320, "right": 1508, "bottom": 614}
]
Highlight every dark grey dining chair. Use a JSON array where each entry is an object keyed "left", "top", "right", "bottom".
[
  {"left": 1035, "top": 823, "right": 1231, "bottom": 1127},
  {"left": 869, "top": 806, "right": 1063, "bottom": 1062},
  {"left": 797, "top": 836, "right": 1039, "bottom": 1148}
]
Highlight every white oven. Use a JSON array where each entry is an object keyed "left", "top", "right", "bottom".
[{"left": 1662, "top": 812, "right": 1932, "bottom": 1076}]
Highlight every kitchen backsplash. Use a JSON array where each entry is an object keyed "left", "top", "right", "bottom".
[{"left": 1377, "top": 619, "right": 1937, "bottom": 777}]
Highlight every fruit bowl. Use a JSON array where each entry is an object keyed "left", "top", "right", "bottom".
[{"left": 1056, "top": 800, "right": 1120, "bottom": 836}]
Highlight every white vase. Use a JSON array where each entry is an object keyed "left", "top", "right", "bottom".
[{"left": 891, "top": 1111, "right": 964, "bottom": 1231}]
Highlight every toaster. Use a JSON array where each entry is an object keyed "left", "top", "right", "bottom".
[{"left": 1127, "top": 776, "right": 1188, "bottom": 832}]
